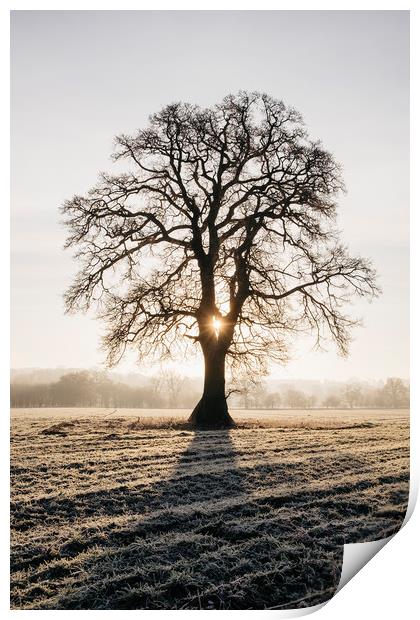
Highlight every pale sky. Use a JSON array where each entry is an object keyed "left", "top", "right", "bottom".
[{"left": 11, "top": 10, "right": 409, "bottom": 381}]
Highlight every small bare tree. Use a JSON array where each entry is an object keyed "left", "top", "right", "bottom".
[
  {"left": 62, "top": 91, "right": 379, "bottom": 428},
  {"left": 161, "top": 369, "right": 186, "bottom": 408}
]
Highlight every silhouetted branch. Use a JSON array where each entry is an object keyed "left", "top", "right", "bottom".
[{"left": 62, "top": 91, "right": 380, "bottom": 374}]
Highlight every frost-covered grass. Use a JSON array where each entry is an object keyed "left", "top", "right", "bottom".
[{"left": 10, "top": 408, "right": 409, "bottom": 610}]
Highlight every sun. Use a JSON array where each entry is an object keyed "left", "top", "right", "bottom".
[{"left": 213, "top": 316, "right": 222, "bottom": 337}]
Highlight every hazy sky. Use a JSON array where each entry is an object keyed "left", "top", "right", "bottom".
[{"left": 11, "top": 10, "right": 409, "bottom": 381}]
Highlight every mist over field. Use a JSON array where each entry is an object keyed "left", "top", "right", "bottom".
[{"left": 10, "top": 368, "right": 410, "bottom": 411}]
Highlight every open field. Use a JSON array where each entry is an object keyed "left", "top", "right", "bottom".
[{"left": 10, "top": 408, "right": 409, "bottom": 610}]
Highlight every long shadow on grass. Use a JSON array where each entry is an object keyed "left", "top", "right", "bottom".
[
  {"left": 11, "top": 423, "right": 408, "bottom": 610},
  {"left": 14, "top": 428, "right": 348, "bottom": 610}
]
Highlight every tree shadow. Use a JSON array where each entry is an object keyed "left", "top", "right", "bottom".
[
  {"left": 11, "top": 424, "right": 408, "bottom": 610},
  {"left": 14, "top": 429, "right": 340, "bottom": 609}
]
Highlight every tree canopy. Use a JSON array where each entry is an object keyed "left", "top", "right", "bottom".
[{"left": 63, "top": 91, "right": 379, "bottom": 426}]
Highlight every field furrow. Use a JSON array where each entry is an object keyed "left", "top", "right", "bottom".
[{"left": 10, "top": 408, "right": 409, "bottom": 610}]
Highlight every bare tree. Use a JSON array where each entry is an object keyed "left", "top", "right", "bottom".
[
  {"left": 382, "top": 378, "right": 409, "bottom": 408},
  {"left": 62, "top": 91, "right": 379, "bottom": 428},
  {"left": 323, "top": 394, "right": 341, "bottom": 409},
  {"left": 161, "top": 369, "right": 186, "bottom": 408},
  {"left": 344, "top": 383, "right": 363, "bottom": 409},
  {"left": 285, "top": 389, "right": 308, "bottom": 409},
  {"left": 227, "top": 371, "right": 264, "bottom": 410}
]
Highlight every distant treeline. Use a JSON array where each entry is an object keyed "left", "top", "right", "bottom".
[
  {"left": 10, "top": 371, "right": 200, "bottom": 409},
  {"left": 244, "top": 377, "right": 410, "bottom": 410},
  {"left": 10, "top": 370, "right": 409, "bottom": 410}
]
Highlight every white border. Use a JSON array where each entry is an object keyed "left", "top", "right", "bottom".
[{"left": 2, "top": 3, "right": 417, "bottom": 618}]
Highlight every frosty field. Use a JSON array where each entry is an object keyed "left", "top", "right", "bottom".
[{"left": 10, "top": 408, "right": 409, "bottom": 610}]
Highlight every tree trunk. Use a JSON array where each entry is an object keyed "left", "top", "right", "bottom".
[{"left": 188, "top": 345, "right": 235, "bottom": 428}]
